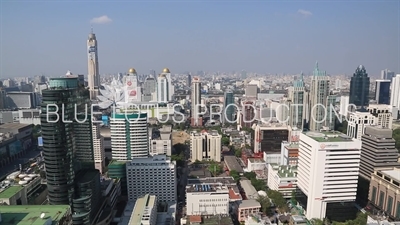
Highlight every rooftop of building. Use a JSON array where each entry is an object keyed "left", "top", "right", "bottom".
[
  {"left": 129, "top": 194, "right": 157, "bottom": 225},
  {"left": 0, "top": 123, "right": 32, "bottom": 131},
  {"left": 0, "top": 185, "right": 24, "bottom": 199},
  {"left": 248, "top": 158, "right": 265, "bottom": 163},
  {"left": 128, "top": 155, "right": 173, "bottom": 165},
  {"left": 238, "top": 199, "right": 261, "bottom": 208},
  {"left": 224, "top": 156, "right": 244, "bottom": 173},
  {"left": 187, "top": 176, "right": 236, "bottom": 186},
  {"left": 269, "top": 163, "right": 298, "bottom": 178},
  {"left": 285, "top": 143, "right": 299, "bottom": 149},
  {"left": 304, "top": 130, "right": 353, "bottom": 142},
  {"left": 186, "top": 183, "right": 229, "bottom": 193},
  {"left": 0, "top": 205, "right": 70, "bottom": 225},
  {"left": 201, "top": 215, "right": 233, "bottom": 225},
  {"left": 239, "top": 179, "right": 258, "bottom": 198},
  {"left": 378, "top": 167, "right": 400, "bottom": 182}
]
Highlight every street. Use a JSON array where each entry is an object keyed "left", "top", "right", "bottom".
[{"left": 0, "top": 150, "right": 41, "bottom": 180}]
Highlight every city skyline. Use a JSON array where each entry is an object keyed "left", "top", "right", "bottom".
[{"left": 1, "top": 1, "right": 399, "bottom": 77}]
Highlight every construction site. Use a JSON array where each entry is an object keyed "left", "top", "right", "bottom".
[{"left": 172, "top": 130, "right": 190, "bottom": 145}]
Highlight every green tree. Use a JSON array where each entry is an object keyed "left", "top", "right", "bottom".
[
  {"left": 235, "top": 149, "right": 242, "bottom": 157},
  {"left": 257, "top": 195, "right": 272, "bottom": 215},
  {"left": 251, "top": 178, "right": 266, "bottom": 191},
  {"left": 222, "top": 136, "right": 230, "bottom": 146},
  {"left": 267, "top": 190, "right": 287, "bottom": 211},
  {"left": 393, "top": 128, "right": 400, "bottom": 150},
  {"left": 208, "top": 162, "right": 223, "bottom": 176},
  {"left": 291, "top": 190, "right": 297, "bottom": 205},
  {"left": 229, "top": 170, "right": 240, "bottom": 183},
  {"left": 309, "top": 218, "right": 324, "bottom": 225},
  {"left": 244, "top": 172, "right": 257, "bottom": 180}
]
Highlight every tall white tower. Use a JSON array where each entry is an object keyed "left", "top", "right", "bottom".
[
  {"left": 157, "top": 74, "right": 169, "bottom": 103},
  {"left": 124, "top": 68, "right": 142, "bottom": 103},
  {"left": 191, "top": 77, "right": 202, "bottom": 126},
  {"left": 87, "top": 29, "right": 100, "bottom": 100},
  {"left": 309, "top": 62, "right": 330, "bottom": 132},
  {"left": 160, "top": 68, "right": 174, "bottom": 100}
]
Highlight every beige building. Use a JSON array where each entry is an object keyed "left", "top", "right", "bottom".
[
  {"left": 369, "top": 167, "right": 400, "bottom": 220},
  {"left": 92, "top": 123, "right": 105, "bottom": 174},
  {"left": 237, "top": 200, "right": 261, "bottom": 222},
  {"left": 190, "top": 130, "right": 221, "bottom": 162}
]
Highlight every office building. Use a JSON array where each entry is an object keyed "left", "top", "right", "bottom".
[
  {"left": 346, "top": 111, "right": 375, "bottom": 140},
  {"left": 186, "top": 182, "right": 229, "bottom": 216},
  {"left": 149, "top": 125, "right": 172, "bottom": 156},
  {"left": 357, "top": 126, "right": 400, "bottom": 207},
  {"left": 381, "top": 69, "right": 395, "bottom": 80},
  {"left": 391, "top": 74, "right": 400, "bottom": 110},
  {"left": 187, "top": 73, "right": 192, "bottom": 87},
  {"left": 240, "top": 100, "right": 256, "bottom": 128},
  {"left": 110, "top": 112, "right": 148, "bottom": 160},
  {"left": 142, "top": 77, "right": 157, "bottom": 102},
  {"left": 288, "top": 73, "right": 306, "bottom": 130},
  {"left": 267, "top": 164, "right": 298, "bottom": 198},
  {"left": 254, "top": 123, "right": 289, "bottom": 154},
  {"left": 124, "top": 68, "right": 142, "bottom": 102},
  {"left": 41, "top": 77, "right": 90, "bottom": 205},
  {"left": 224, "top": 90, "right": 235, "bottom": 124},
  {"left": 297, "top": 131, "right": 361, "bottom": 221},
  {"left": 190, "top": 130, "right": 221, "bottom": 162},
  {"left": 375, "top": 80, "right": 391, "bottom": 104},
  {"left": 349, "top": 65, "right": 370, "bottom": 110},
  {"left": 157, "top": 73, "right": 170, "bottom": 103},
  {"left": 368, "top": 104, "right": 393, "bottom": 129},
  {"left": 339, "top": 96, "right": 350, "bottom": 117},
  {"left": 87, "top": 30, "right": 100, "bottom": 100},
  {"left": 191, "top": 77, "right": 202, "bottom": 126},
  {"left": 309, "top": 62, "right": 330, "bottom": 132},
  {"left": 369, "top": 167, "right": 400, "bottom": 221},
  {"left": 126, "top": 155, "right": 177, "bottom": 202},
  {"left": 92, "top": 122, "right": 105, "bottom": 173},
  {"left": 6, "top": 92, "right": 39, "bottom": 109},
  {"left": 237, "top": 200, "right": 261, "bottom": 222}
]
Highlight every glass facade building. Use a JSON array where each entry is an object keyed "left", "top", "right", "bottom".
[
  {"left": 224, "top": 90, "right": 235, "bottom": 123},
  {"left": 375, "top": 80, "right": 391, "bottom": 105},
  {"left": 349, "top": 65, "right": 370, "bottom": 109}
]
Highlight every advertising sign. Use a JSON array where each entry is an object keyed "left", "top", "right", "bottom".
[
  {"left": 38, "top": 137, "right": 43, "bottom": 147},
  {"left": 125, "top": 76, "right": 138, "bottom": 101}
]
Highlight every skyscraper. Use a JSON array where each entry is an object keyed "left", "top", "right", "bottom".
[
  {"left": 191, "top": 77, "right": 202, "bottom": 126},
  {"left": 224, "top": 90, "right": 235, "bottom": 123},
  {"left": 87, "top": 30, "right": 100, "bottom": 100},
  {"left": 160, "top": 68, "right": 174, "bottom": 100},
  {"left": 157, "top": 74, "right": 169, "bottom": 103},
  {"left": 375, "top": 80, "right": 391, "bottom": 104},
  {"left": 381, "top": 69, "right": 395, "bottom": 81},
  {"left": 288, "top": 73, "right": 305, "bottom": 130},
  {"left": 41, "top": 77, "right": 96, "bottom": 207},
  {"left": 349, "top": 65, "right": 370, "bottom": 110},
  {"left": 309, "top": 62, "right": 330, "bottom": 132},
  {"left": 187, "top": 73, "right": 192, "bottom": 87},
  {"left": 390, "top": 74, "right": 400, "bottom": 109},
  {"left": 124, "top": 68, "right": 141, "bottom": 102}
]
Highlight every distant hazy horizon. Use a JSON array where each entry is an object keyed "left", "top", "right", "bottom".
[{"left": 1, "top": 1, "right": 399, "bottom": 77}]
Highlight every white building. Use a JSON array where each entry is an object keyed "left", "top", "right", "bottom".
[
  {"left": 280, "top": 142, "right": 299, "bottom": 166},
  {"left": 190, "top": 130, "right": 221, "bottom": 162},
  {"left": 92, "top": 122, "right": 105, "bottom": 174},
  {"left": 150, "top": 125, "right": 172, "bottom": 156},
  {"left": 367, "top": 104, "right": 393, "bottom": 129},
  {"left": 391, "top": 74, "right": 400, "bottom": 110},
  {"left": 309, "top": 63, "right": 330, "bottom": 132},
  {"left": 339, "top": 96, "right": 350, "bottom": 117},
  {"left": 347, "top": 111, "right": 375, "bottom": 140},
  {"left": 186, "top": 183, "right": 229, "bottom": 216},
  {"left": 124, "top": 69, "right": 142, "bottom": 102},
  {"left": 246, "top": 158, "right": 266, "bottom": 172},
  {"left": 110, "top": 112, "right": 148, "bottom": 160},
  {"left": 126, "top": 155, "right": 176, "bottom": 202},
  {"left": 128, "top": 194, "right": 158, "bottom": 225},
  {"left": 297, "top": 131, "right": 362, "bottom": 220},
  {"left": 267, "top": 164, "right": 297, "bottom": 198},
  {"left": 157, "top": 74, "right": 169, "bottom": 103},
  {"left": 160, "top": 68, "right": 174, "bottom": 101}
]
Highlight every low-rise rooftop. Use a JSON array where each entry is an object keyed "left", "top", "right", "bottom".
[
  {"left": 0, "top": 205, "right": 70, "bottom": 225},
  {"left": 0, "top": 186, "right": 24, "bottom": 199},
  {"left": 379, "top": 167, "right": 400, "bottom": 182},
  {"left": 304, "top": 131, "right": 353, "bottom": 142},
  {"left": 270, "top": 164, "right": 298, "bottom": 178}
]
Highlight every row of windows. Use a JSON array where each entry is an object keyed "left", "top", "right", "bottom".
[{"left": 199, "top": 199, "right": 228, "bottom": 202}]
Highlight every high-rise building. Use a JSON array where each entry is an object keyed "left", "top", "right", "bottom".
[
  {"left": 349, "top": 65, "right": 370, "bottom": 110},
  {"left": 87, "top": 30, "right": 100, "bottom": 100},
  {"left": 110, "top": 112, "right": 148, "bottom": 160},
  {"left": 288, "top": 73, "right": 305, "bottom": 130},
  {"left": 191, "top": 77, "right": 202, "bottom": 126},
  {"left": 390, "top": 74, "right": 400, "bottom": 109},
  {"left": 126, "top": 155, "right": 177, "bottom": 202},
  {"left": 92, "top": 122, "right": 105, "bottom": 173},
  {"left": 297, "top": 131, "right": 361, "bottom": 221},
  {"left": 142, "top": 76, "right": 157, "bottom": 102},
  {"left": 190, "top": 130, "right": 221, "bottom": 162},
  {"left": 309, "top": 62, "right": 330, "bottom": 132},
  {"left": 357, "top": 126, "right": 400, "bottom": 207},
  {"left": 367, "top": 104, "right": 393, "bottom": 129},
  {"left": 187, "top": 73, "right": 192, "bottom": 87},
  {"left": 160, "top": 68, "right": 174, "bottom": 100},
  {"left": 157, "top": 74, "right": 169, "bottom": 103},
  {"left": 375, "top": 80, "right": 391, "bottom": 104},
  {"left": 346, "top": 111, "right": 375, "bottom": 140},
  {"left": 41, "top": 77, "right": 90, "bottom": 205},
  {"left": 124, "top": 68, "right": 141, "bottom": 102},
  {"left": 240, "top": 100, "right": 256, "bottom": 128},
  {"left": 245, "top": 84, "right": 258, "bottom": 99},
  {"left": 224, "top": 90, "right": 235, "bottom": 124},
  {"left": 381, "top": 69, "right": 395, "bottom": 81}
]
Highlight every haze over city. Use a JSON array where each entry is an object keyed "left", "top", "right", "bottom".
[{"left": 1, "top": 1, "right": 399, "bottom": 77}]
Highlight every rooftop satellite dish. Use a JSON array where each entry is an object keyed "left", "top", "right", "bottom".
[{"left": 40, "top": 213, "right": 45, "bottom": 219}]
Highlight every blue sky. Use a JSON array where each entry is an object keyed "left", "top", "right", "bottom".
[{"left": 1, "top": 0, "right": 399, "bottom": 77}]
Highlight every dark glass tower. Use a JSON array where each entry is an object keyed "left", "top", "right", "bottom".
[
  {"left": 349, "top": 65, "right": 370, "bottom": 110},
  {"left": 375, "top": 80, "right": 391, "bottom": 104},
  {"left": 224, "top": 90, "right": 235, "bottom": 123}
]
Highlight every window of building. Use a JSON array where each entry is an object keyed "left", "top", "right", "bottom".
[
  {"left": 396, "top": 202, "right": 400, "bottom": 219},
  {"left": 371, "top": 187, "right": 377, "bottom": 203},
  {"left": 387, "top": 196, "right": 393, "bottom": 215},
  {"left": 379, "top": 191, "right": 385, "bottom": 208}
]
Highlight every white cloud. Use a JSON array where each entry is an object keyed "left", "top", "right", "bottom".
[
  {"left": 90, "top": 15, "right": 112, "bottom": 24},
  {"left": 297, "top": 9, "right": 312, "bottom": 17}
]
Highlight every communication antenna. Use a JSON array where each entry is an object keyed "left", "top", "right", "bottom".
[{"left": 40, "top": 213, "right": 45, "bottom": 219}]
